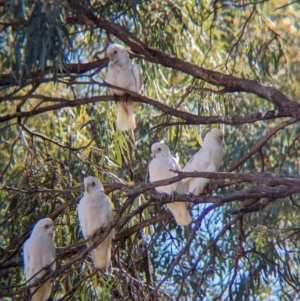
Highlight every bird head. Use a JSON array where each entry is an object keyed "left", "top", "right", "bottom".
[
  {"left": 107, "top": 44, "right": 130, "bottom": 65},
  {"left": 204, "top": 128, "right": 224, "bottom": 146},
  {"left": 31, "top": 218, "right": 54, "bottom": 236},
  {"left": 151, "top": 142, "right": 171, "bottom": 158},
  {"left": 84, "top": 176, "right": 104, "bottom": 194}
]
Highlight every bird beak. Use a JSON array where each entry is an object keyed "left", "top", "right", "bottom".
[
  {"left": 151, "top": 153, "right": 155, "bottom": 159},
  {"left": 86, "top": 185, "right": 90, "bottom": 193}
]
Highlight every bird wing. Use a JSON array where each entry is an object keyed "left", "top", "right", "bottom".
[
  {"left": 132, "top": 64, "right": 142, "bottom": 92},
  {"left": 87, "top": 193, "right": 114, "bottom": 270},
  {"left": 182, "top": 147, "right": 212, "bottom": 182},
  {"left": 77, "top": 197, "right": 87, "bottom": 238},
  {"left": 102, "top": 194, "right": 113, "bottom": 225},
  {"left": 42, "top": 237, "right": 56, "bottom": 271},
  {"left": 23, "top": 239, "right": 32, "bottom": 281},
  {"left": 24, "top": 238, "right": 45, "bottom": 282},
  {"left": 102, "top": 195, "right": 114, "bottom": 237}
]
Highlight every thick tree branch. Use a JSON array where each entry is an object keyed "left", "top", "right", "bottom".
[
  {"left": 0, "top": 59, "right": 108, "bottom": 86},
  {"left": 227, "top": 118, "right": 299, "bottom": 171},
  {"left": 2, "top": 11, "right": 298, "bottom": 120},
  {"left": 85, "top": 17, "right": 299, "bottom": 115},
  {"left": 2, "top": 171, "right": 300, "bottom": 271},
  {"left": 0, "top": 89, "right": 295, "bottom": 125}
]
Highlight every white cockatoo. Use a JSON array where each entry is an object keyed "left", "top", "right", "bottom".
[
  {"left": 149, "top": 142, "right": 192, "bottom": 226},
  {"left": 178, "top": 128, "right": 224, "bottom": 195},
  {"left": 106, "top": 43, "right": 142, "bottom": 131},
  {"left": 23, "top": 218, "right": 56, "bottom": 301},
  {"left": 78, "top": 176, "right": 114, "bottom": 270}
]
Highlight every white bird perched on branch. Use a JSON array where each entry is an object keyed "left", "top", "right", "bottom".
[
  {"left": 23, "top": 218, "right": 56, "bottom": 301},
  {"left": 106, "top": 43, "right": 142, "bottom": 131},
  {"left": 178, "top": 128, "right": 224, "bottom": 196},
  {"left": 78, "top": 176, "right": 115, "bottom": 270},
  {"left": 149, "top": 142, "right": 192, "bottom": 226}
]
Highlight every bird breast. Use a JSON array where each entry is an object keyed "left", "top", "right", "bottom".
[
  {"left": 107, "top": 65, "right": 136, "bottom": 94},
  {"left": 150, "top": 157, "right": 177, "bottom": 181}
]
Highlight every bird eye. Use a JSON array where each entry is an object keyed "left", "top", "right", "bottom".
[
  {"left": 114, "top": 50, "right": 117, "bottom": 54},
  {"left": 45, "top": 224, "right": 50, "bottom": 229},
  {"left": 92, "top": 182, "right": 96, "bottom": 186},
  {"left": 158, "top": 147, "right": 162, "bottom": 151}
]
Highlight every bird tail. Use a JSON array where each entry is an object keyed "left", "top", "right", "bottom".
[
  {"left": 116, "top": 100, "right": 135, "bottom": 131},
  {"left": 31, "top": 280, "right": 52, "bottom": 301},
  {"left": 88, "top": 235, "right": 112, "bottom": 270},
  {"left": 167, "top": 202, "right": 192, "bottom": 226}
]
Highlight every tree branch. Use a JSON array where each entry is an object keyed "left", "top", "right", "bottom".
[{"left": 85, "top": 16, "right": 299, "bottom": 114}]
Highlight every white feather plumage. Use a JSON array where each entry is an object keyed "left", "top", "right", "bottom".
[
  {"left": 23, "top": 218, "right": 56, "bottom": 301},
  {"left": 149, "top": 142, "right": 192, "bottom": 226},
  {"left": 78, "top": 176, "right": 114, "bottom": 270},
  {"left": 179, "top": 128, "right": 224, "bottom": 195},
  {"left": 106, "top": 44, "right": 142, "bottom": 131}
]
